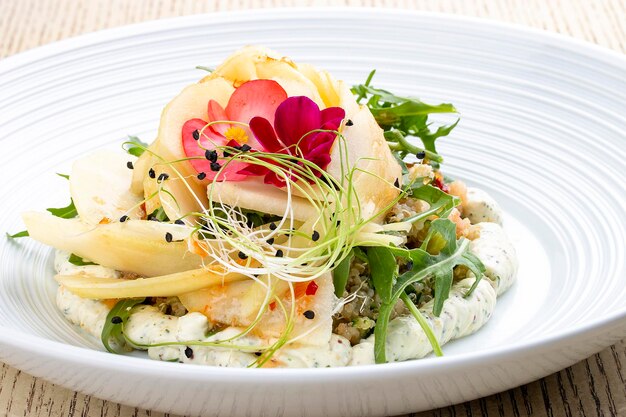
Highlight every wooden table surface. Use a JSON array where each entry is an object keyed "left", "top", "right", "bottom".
[{"left": 1, "top": 0, "right": 625, "bottom": 416}]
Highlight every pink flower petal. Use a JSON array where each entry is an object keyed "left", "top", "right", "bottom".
[
  {"left": 299, "top": 131, "right": 333, "bottom": 155},
  {"left": 307, "top": 141, "right": 335, "bottom": 171},
  {"left": 181, "top": 118, "right": 248, "bottom": 181},
  {"left": 207, "top": 100, "right": 230, "bottom": 136},
  {"left": 238, "top": 164, "right": 270, "bottom": 176},
  {"left": 249, "top": 116, "right": 285, "bottom": 153},
  {"left": 320, "top": 107, "right": 345, "bottom": 126},
  {"left": 226, "top": 80, "right": 288, "bottom": 124},
  {"left": 274, "top": 96, "right": 321, "bottom": 148},
  {"left": 264, "top": 171, "right": 287, "bottom": 187}
]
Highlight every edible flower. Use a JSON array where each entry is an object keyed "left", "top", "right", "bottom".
[
  {"left": 182, "top": 80, "right": 345, "bottom": 186},
  {"left": 182, "top": 79, "right": 287, "bottom": 181},
  {"left": 243, "top": 96, "right": 345, "bottom": 186}
]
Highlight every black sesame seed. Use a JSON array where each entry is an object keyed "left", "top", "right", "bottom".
[
  {"left": 269, "top": 222, "right": 277, "bottom": 230},
  {"left": 266, "top": 237, "right": 275, "bottom": 245},
  {"left": 394, "top": 178, "right": 400, "bottom": 188},
  {"left": 416, "top": 151, "right": 426, "bottom": 159},
  {"left": 111, "top": 316, "right": 123, "bottom": 324},
  {"left": 311, "top": 230, "right": 320, "bottom": 242},
  {"left": 238, "top": 251, "right": 248, "bottom": 260},
  {"left": 184, "top": 346, "right": 194, "bottom": 359},
  {"left": 223, "top": 150, "right": 232, "bottom": 158},
  {"left": 345, "top": 119, "right": 354, "bottom": 126},
  {"left": 165, "top": 232, "right": 173, "bottom": 243},
  {"left": 148, "top": 168, "right": 156, "bottom": 179},
  {"left": 192, "top": 130, "right": 200, "bottom": 140},
  {"left": 210, "top": 162, "right": 221, "bottom": 172},
  {"left": 303, "top": 310, "right": 315, "bottom": 319},
  {"left": 197, "top": 172, "right": 207, "bottom": 180},
  {"left": 254, "top": 351, "right": 262, "bottom": 357},
  {"left": 275, "top": 249, "right": 284, "bottom": 257},
  {"left": 126, "top": 161, "right": 134, "bottom": 169},
  {"left": 119, "top": 215, "right": 129, "bottom": 223},
  {"left": 157, "top": 173, "right": 169, "bottom": 182},
  {"left": 174, "top": 219, "right": 185, "bottom": 225},
  {"left": 240, "top": 144, "right": 251, "bottom": 152},
  {"left": 205, "top": 149, "right": 217, "bottom": 162},
  {"left": 336, "top": 220, "right": 341, "bottom": 228}
]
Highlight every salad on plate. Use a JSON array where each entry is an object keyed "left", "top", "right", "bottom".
[{"left": 11, "top": 47, "right": 517, "bottom": 368}]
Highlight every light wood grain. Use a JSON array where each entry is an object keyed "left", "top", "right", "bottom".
[{"left": 0, "top": 0, "right": 625, "bottom": 416}]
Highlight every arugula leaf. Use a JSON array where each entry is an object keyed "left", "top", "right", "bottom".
[
  {"left": 372, "top": 218, "right": 485, "bottom": 363},
  {"left": 332, "top": 249, "right": 354, "bottom": 297},
  {"left": 46, "top": 199, "right": 77, "bottom": 219},
  {"left": 387, "top": 246, "right": 431, "bottom": 270},
  {"left": 352, "top": 246, "right": 368, "bottom": 263},
  {"left": 399, "top": 292, "right": 443, "bottom": 357},
  {"left": 370, "top": 100, "right": 456, "bottom": 128},
  {"left": 101, "top": 298, "right": 145, "bottom": 354},
  {"left": 6, "top": 230, "right": 29, "bottom": 239},
  {"left": 401, "top": 183, "right": 459, "bottom": 225},
  {"left": 196, "top": 65, "right": 214, "bottom": 73},
  {"left": 123, "top": 135, "right": 148, "bottom": 157},
  {"left": 352, "top": 72, "right": 459, "bottom": 161},
  {"left": 366, "top": 246, "right": 397, "bottom": 304},
  {"left": 68, "top": 253, "right": 97, "bottom": 266},
  {"left": 385, "top": 129, "right": 442, "bottom": 163},
  {"left": 147, "top": 207, "right": 169, "bottom": 222},
  {"left": 417, "top": 119, "right": 460, "bottom": 154}
]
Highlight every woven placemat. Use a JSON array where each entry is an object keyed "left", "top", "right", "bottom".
[{"left": 0, "top": 1, "right": 624, "bottom": 416}]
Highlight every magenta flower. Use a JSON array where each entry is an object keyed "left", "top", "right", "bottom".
[{"left": 243, "top": 96, "right": 345, "bottom": 186}]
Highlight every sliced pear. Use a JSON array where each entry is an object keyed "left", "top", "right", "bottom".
[
  {"left": 179, "top": 272, "right": 335, "bottom": 344},
  {"left": 130, "top": 148, "right": 155, "bottom": 195},
  {"left": 207, "top": 178, "right": 320, "bottom": 222},
  {"left": 132, "top": 79, "right": 235, "bottom": 220},
  {"left": 70, "top": 150, "right": 145, "bottom": 225},
  {"left": 22, "top": 212, "right": 203, "bottom": 276},
  {"left": 56, "top": 267, "right": 247, "bottom": 299},
  {"left": 327, "top": 83, "right": 402, "bottom": 222},
  {"left": 298, "top": 64, "right": 341, "bottom": 108},
  {"left": 201, "top": 46, "right": 324, "bottom": 106}
]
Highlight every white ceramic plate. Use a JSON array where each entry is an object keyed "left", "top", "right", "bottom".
[{"left": 0, "top": 8, "right": 624, "bottom": 417}]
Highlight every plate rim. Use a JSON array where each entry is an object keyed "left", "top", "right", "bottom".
[{"left": 1, "top": 7, "right": 625, "bottom": 378}]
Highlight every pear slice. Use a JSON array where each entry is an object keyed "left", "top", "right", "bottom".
[
  {"left": 132, "top": 79, "right": 235, "bottom": 220},
  {"left": 327, "top": 83, "right": 402, "bottom": 221},
  {"left": 178, "top": 272, "right": 335, "bottom": 345},
  {"left": 56, "top": 267, "right": 247, "bottom": 299},
  {"left": 207, "top": 178, "right": 320, "bottom": 222},
  {"left": 70, "top": 150, "right": 145, "bottom": 225},
  {"left": 22, "top": 212, "right": 203, "bottom": 276}
]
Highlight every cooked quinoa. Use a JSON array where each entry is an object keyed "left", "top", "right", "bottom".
[{"left": 332, "top": 185, "right": 479, "bottom": 345}]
